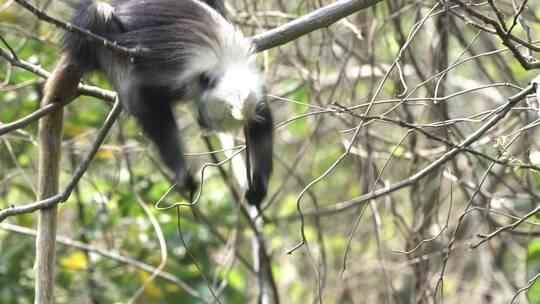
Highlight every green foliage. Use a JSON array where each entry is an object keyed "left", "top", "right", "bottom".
[
  {"left": 4, "top": 0, "right": 540, "bottom": 303},
  {"left": 527, "top": 240, "right": 540, "bottom": 302}
]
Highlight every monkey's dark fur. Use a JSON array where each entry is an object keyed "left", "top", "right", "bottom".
[{"left": 60, "top": 0, "right": 273, "bottom": 207}]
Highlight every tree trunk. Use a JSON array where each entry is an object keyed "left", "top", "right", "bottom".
[{"left": 34, "top": 55, "right": 81, "bottom": 304}]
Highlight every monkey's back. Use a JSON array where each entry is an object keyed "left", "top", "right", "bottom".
[{"left": 64, "top": 0, "right": 230, "bottom": 100}]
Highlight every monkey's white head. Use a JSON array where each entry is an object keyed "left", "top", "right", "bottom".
[
  {"left": 178, "top": 2, "right": 264, "bottom": 130},
  {"left": 196, "top": 61, "right": 264, "bottom": 130}
]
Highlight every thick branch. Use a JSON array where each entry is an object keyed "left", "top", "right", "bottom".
[{"left": 251, "top": 0, "right": 382, "bottom": 51}]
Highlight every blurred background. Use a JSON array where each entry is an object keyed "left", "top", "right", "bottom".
[{"left": 2, "top": 0, "right": 540, "bottom": 303}]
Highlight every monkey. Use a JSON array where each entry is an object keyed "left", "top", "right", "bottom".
[{"left": 59, "top": 0, "right": 273, "bottom": 208}]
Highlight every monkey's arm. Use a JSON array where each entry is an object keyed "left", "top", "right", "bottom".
[
  {"left": 244, "top": 101, "right": 273, "bottom": 208},
  {"left": 127, "top": 95, "right": 195, "bottom": 193}
]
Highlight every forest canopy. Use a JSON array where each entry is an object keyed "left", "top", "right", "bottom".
[{"left": 1, "top": 0, "right": 540, "bottom": 303}]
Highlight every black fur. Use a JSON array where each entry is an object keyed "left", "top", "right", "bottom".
[
  {"left": 63, "top": 1, "right": 126, "bottom": 73},
  {"left": 63, "top": 0, "right": 273, "bottom": 208},
  {"left": 64, "top": 0, "right": 224, "bottom": 94},
  {"left": 245, "top": 101, "right": 273, "bottom": 207}
]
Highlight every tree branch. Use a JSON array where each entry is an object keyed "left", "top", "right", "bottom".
[
  {"left": 0, "top": 48, "right": 116, "bottom": 101},
  {"left": 300, "top": 84, "right": 536, "bottom": 216},
  {"left": 0, "top": 99, "right": 122, "bottom": 223},
  {"left": 251, "top": 0, "right": 382, "bottom": 51}
]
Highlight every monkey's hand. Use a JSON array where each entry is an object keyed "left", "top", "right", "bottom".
[
  {"left": 176, "top": 169, "right": 197, "bottom": 201},
  {"left": 245, "top": 187, "right": 266, "bottom": 211}
]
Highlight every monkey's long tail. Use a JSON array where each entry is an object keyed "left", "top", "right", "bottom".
[{"left": 63, "top": 1, "right": 125, "bottom": 74}]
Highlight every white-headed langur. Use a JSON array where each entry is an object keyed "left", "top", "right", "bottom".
[{"left": 59, "top": 0, "right": 273, "bottom": 209}]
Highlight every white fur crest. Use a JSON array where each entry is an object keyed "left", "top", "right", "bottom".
[
  {"left": 95, "top": 1, "right": 115, "bottom": 21},
  {"left": 180, "top": 1, "right": 264, "bottom": 129}
]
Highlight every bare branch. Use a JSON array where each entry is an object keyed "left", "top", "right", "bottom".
[
  {"left": 251, "top": 0, "right": 382, "bottom": 51},
  {"left": 305, "top": 84, "right": 535, "bottom": 216},
  {"left": 0, "top": 99, "right": 122, "bottom": 222}
]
